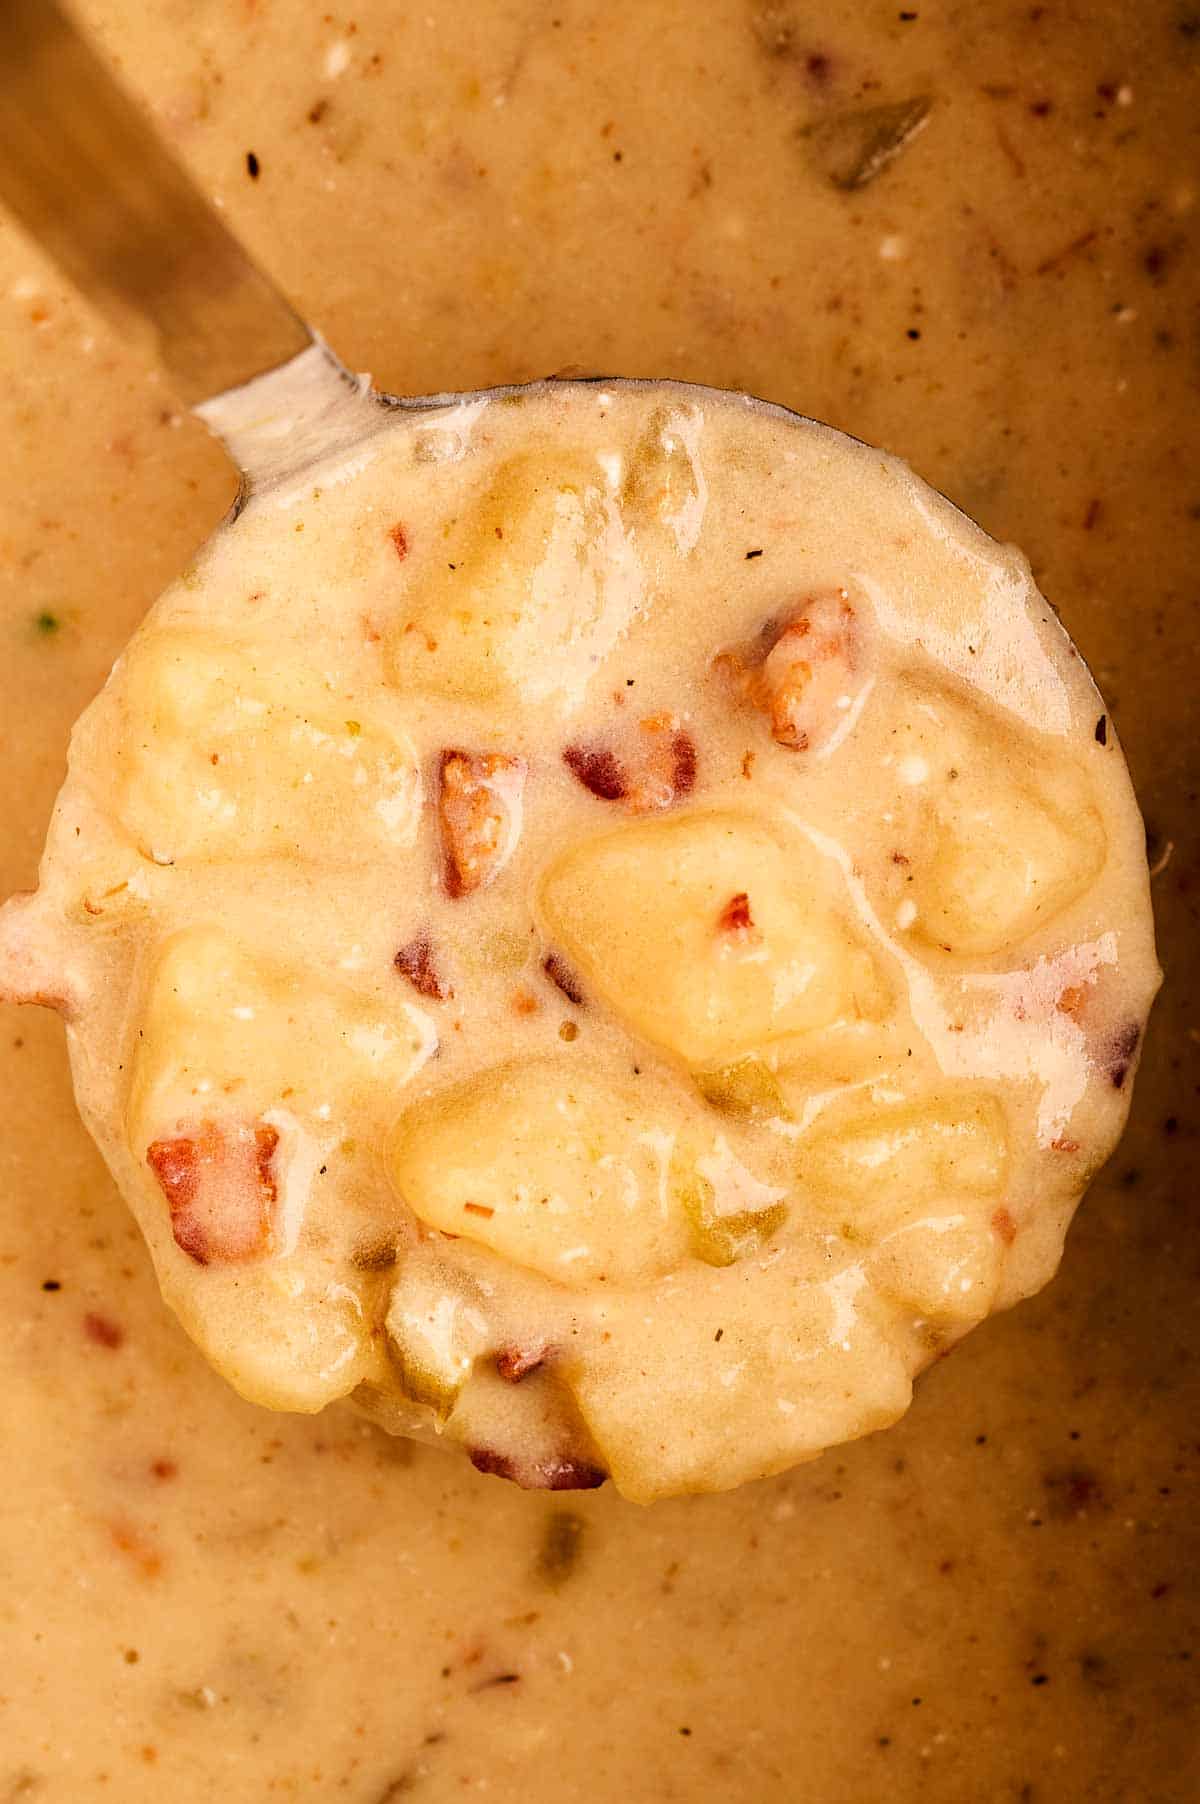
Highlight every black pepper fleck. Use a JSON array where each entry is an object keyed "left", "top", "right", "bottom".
[
  {"left": 1095, "top": 713, "right": 1108, "bottom": 745},
  {"left": 246, "top": 151, "right": 260, "bottom": 179}
]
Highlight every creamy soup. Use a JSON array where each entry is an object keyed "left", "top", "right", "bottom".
[
  {"left": 0, "top": 375, "right": 1159, "bottom": 1502},
  {"left": 0, "top": 0, "right": 1196, "bottom": 1798}
]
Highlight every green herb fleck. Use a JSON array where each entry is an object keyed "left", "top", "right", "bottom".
[{"left": 536, "top": 1509, "right": 586, "bottom": 1588}]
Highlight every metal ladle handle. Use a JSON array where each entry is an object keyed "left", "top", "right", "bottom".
[{"left": 0, "top": 0, "right": 313, "bottom": 406}]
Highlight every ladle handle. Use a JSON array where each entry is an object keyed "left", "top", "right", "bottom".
[{"left": 0, "top": 0, "right": 313, "bottom": 405}]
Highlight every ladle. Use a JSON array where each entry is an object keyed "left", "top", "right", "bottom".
[{"left": 0, "top": 0, "right": 445, "bottom": 485}]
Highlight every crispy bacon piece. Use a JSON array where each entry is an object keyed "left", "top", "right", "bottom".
[
  {"left": 718, "top": 590, "right": 865, "bottom": 754},
  {"left": 394, "top": 935, "right": 451, "bottom": 1000},
  {"left": 1108, "top": 1022, "right": 1141, "bottom": 1090},
  {"left": 563, "top": 743, "right": 627, "bottom": 800},
  {"left": 542, "top": 951, "right": 586, "bottom": 1006},
  {"left": 388, "top": 522, "right": 410, "bottom": 559},
  {"left": 437, "top": 750, "right": 527, "bottom": 899},
  {"left": 563, "top": 715, "right": 697, "bottom": 813},
  {"left": 717, "top": 891, "right": 754, "bottom": 935},
  {"left": 495, "top": 1343, "right": 550, "bottom": 1384},
  {"left": 146, "top": 1120, "right": 279, "bottom": 1266},
  {"left": 469, "top": 1447, "right": 607, "bottom": 1491}
]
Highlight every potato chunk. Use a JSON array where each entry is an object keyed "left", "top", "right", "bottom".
[
  {"left": 799, "top": 1092, "right": 1009, "bottom": 1319},
  {"left": 566, "top": 1258, "right": 912, "bottom": 1501},
  {"left": 877, "top": 688, "right": 1105, "bottom": 956},
  {"left": 540, "top": 810, "right": 886, "bottom": 1066},
  {"left": 386, "top": 451, "right": 640, "bottom": 707},
  {"left": 129, "top": 926, "right": 436, "bottom": 1170},
  {"left": 387, "top": 1060, "right": 695, "bottom": 1286},
  {"left": 113, "top": 629, "right": 421, "bottom": 865}
]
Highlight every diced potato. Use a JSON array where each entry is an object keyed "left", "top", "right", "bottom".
[
  {"left": 798, "top": 1092, "right": 1008, "bottom": 1238},
  {"left": 113, "top": 628, "right": 421, "bottom": 865},
  {"left": 169, "top": 1255, "right": 377, "bottom": 1415},
  {"left": 386, "top": 1059, "right": 694, "bottom": 1287},
  {"left": 129, "top": 925, "right": 436, "bottom": 1155},
  {"left": 385, "top": 1254, "right": 492, "bottom": 1419},
  {"left": 539, "top": 811, "right": 886, "bottom": 1066},
  {"left": 868, "top": 1214, "right": 1002, "bottom": 1323},
  {"left": 566, "top": 1257, "right": 912, "bottom": 1501},
  {"left": 386, "top": 451, "right": 640, "bottom": 707},
  {"left": 908, "top": 782, "right": 1104, "bottom": 956},
  {"left": 877, "top": 688, "right": 1105, "bottom": 956}
]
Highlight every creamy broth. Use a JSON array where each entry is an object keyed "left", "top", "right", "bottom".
[{"left": 0, "top": 0, "right": 1196, "bottom": 1797}]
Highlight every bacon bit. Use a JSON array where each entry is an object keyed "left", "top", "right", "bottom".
[
  {"left": 394, "top": 935, "right": 452, "bottom": 1000},
  {"left": 150, "top": 1459, "right": 178, "bottom": 1481},
  {"left": 992, "top": 1207, "right": 1018, "bottom": 1246},
  {"left": 1051, "top": 1137, "right": 1081, "bottom": 1154},
  {"left": 565, "top": 717, "right": 696, "bottom": 812},
  {"left": 438, "top": 750, "right": 526, "bottom": 899},
  {"left": 717, "top": 891, "right": 754, "bottom": 935},
  {"left": 1056, "top": 985, "right": 1087, "bottom": 1021},
  {"left": 542, "top": 952, "right": 585, "bottom": 1006},
  {"left": 891, "top": 850, "right": 911, "bottom": 866},
  {"left": 146, "top": 1121, "right": 279, "bottom": 1266},
  {"left": 463, "top": 1201, "right": 496, "bottom": 1219},
  {"left": 563, "top": 743, "right": 628, "bottom": 801},
  {"left": 469, "top": 1447, "right": 607, "bottom": 1491},
  {"left": 495, "top": 1343, "right": 550, "bottom": 1384},
  {"left": 387, "top": 523, "right": 410, "bottom": 559},
  {"left": 718, "top": 591, "right": 864, "bottom": 755},
  {"left": 107, "top": 1518, "right": 163, "bottom": 1580},
  {"left": 83, "top": 1311, "right": 124, "bottom": 1350},
  {"left": 1109, "top": 1023, "right": 1141, "bottom": 1090}
]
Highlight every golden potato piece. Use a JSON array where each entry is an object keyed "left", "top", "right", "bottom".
[
  {"left": 386, "top": 451, "right": 639, "bottom": 707},
  {"left": 868, "top": 1215, "right": 1002, "bottom": 1324},
  {"left": 113, "top": 629, "right": 421, "bottom": 865},
  {"left": 540, "top": 810, "right": 886, "bottom": 1066},
  {"left": 799, "top": 1092, "right": 1008, "bottom": 1238},
  {"left": 387, "top": 1059, "right": 695, "bottom": 1287},
  {"left": 129, "top": 925, "right": 436, "bottom": 1155},
  {"left": 567, "top": 1258, "right": 912, "bottom": 1501},
  {"left": 879, "top": 688, "right": 1105, "bottom": 957}
]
